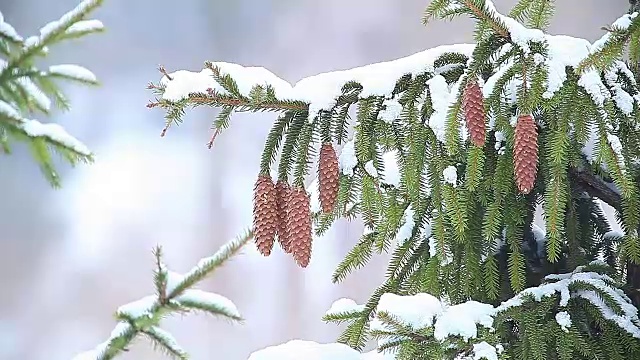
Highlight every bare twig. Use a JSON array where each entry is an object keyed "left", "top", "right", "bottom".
[{"left": 158, "top": 65, "right": 173, "bottom": 81}]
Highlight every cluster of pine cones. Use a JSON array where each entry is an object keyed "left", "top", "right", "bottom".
[
  {"left": 252, "top": 143, "right": 340, "bottom": 267},
  {"left": 463, "top": 79, "right": 538, "bottom": 194},
  {"left": 252, "top": 77, "right": 539, "bottom": 263}
]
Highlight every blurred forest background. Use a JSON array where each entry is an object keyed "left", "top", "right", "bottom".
[{"left": 0, "top": 0, "right": 629, "bottom": 359}]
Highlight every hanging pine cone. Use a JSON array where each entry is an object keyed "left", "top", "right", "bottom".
[
  {"left": 514, "top": 114, "right": 539, "bottom": 194},
  {"left": 318, "top": 142, "right": 339, "bottom": 213},
  {"left": 286, "top": 186, "right": 313, "bottom": 268},
  {"left": 275, "top": 180, "right": 292, "bottom": 253},
  {"left": 463, "top": 80, "right": 486, "bottom": 147},
  {"left": 253, "top": 174, "right": 278, "bottom": 256}
]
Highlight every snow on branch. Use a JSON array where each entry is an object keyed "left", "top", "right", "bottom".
[
  {"left": 71, "top": 229, "right": 252, "bottom": 360},
  {"left": 578, "top": 11, "right": 640, "bottom": 73},
  {"left": 247, "top": 340, "right": 389, "bottom": 360},
  {"left": 148, "top": 2, "right": 636, "bottom": 174},
  {"left": 0, "top": 0, "right": 104, "bottom": 187},
  {"left": 148, "top": 44, "right": 474, "bottom": 145},
  {"left": 313, "top": 262, "right": 639, "bottom": 360},
  {"left": 146, "top": 0, "right": 640, "bottom": 273},
  {"left": 0, "top": 101, "right": 91, "bottom": 155}
]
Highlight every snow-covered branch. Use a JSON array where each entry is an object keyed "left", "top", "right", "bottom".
[
  {"left": 144, "top": 1, "right": 640, "bottom": 359},
  {"left": 0, "top": 0, "right": 104, "bottom": 187},
  {"left": 248, "top": 262, "right": 638, "bottom": 360},
  {"left": 147, "top": 44, "right": 474, "bottom": 145},
  {"left": 72, "top": 229, "right": 252, "bottom": 360}
]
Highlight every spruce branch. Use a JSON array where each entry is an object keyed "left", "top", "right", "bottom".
[
  {"left": 0, "top": 0, "right": 104, "bottom": 84},
  {"left": 577, "top": 11, "right": 640, "bottom": 73},
  {"left": 460, "top": 0, "right": 510, "bottom": 39},
  {"left": 72, "top": 229, "right": 252, "bottom": 360},
  {"left": 0, "top": 0, "right": 104, "bottom": 187},
  {"left": 145, "top": 3, "right": 640, "bottom": 357},
  {"left": 508, "top": 0, "right": 555, "bottom": 30},
  {"left": 148, "top": 63, "right": 309, "bottom": 146}
]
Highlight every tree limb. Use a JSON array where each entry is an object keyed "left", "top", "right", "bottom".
[{"left": 567, "top": 166, "right": 622, "bottom": 211}]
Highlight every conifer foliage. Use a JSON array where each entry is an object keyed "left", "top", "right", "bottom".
[
  {"left": 73, "top": 230, "right": 253, "bottom": 360},
  {"left": 145, "top": 0, "right": 640, "bottom": 359},
  {"left": 0, "top": 0, "right": 103, "bottom": 187}
]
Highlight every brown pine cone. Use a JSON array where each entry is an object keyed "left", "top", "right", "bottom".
[
  {"left": 286, "top": 186, "right": 313, "bottom": 268},
  {"left": 253, "top": 174, "right": 278, "bottom": 256},
  {"left": 463, "top": 80, "right": 486, "bottom": 147},
  {"left": 318, "top": 143, "right": 339, "bottom": 213},
  {"left": 513, "top": 114, "right": 539, "bottom": 194},
  {"left": 275, "top": 180, "right": 292, "bottom": 253}
]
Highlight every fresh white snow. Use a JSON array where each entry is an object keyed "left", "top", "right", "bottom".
[
  {"left": 0, "top": 100, "right": 20, "bottom": 119},
  {"left": 20, "top": 119, "right": 92, "bottom": 155},
  {"left": 161, "top": 44, "right": 475, "bottom": 123},
  {"left": 338, "top": 139, "right": 358, "bottom": 176},
  {"left": 472, "top": 341, "right": 499, "bottom": 360},
  {"left": 373, "top": 293, "right": 444, "bottom": 330},
  {"left": 370, "top": 293, "right": 497, "bottom": 344},
  {"left": 576, "top": 289, "right": 640, "bottom": 338},
  {"left": 592, "top": 12, "right": 638, "bottom": 54},
  {"left": 325, "top": 298, "right": 365, "bottom": 316},
  {"left": 116, "top": 295, "right": 157, "bottom": 319},
  {"left": 434, "top": 301, "right": 496, "bottom": 341},
  {"left": 165, "top": 269, "right": 185, "bottom": 294},
  {"left": 66, "top": 19, "right": 104, "bottom": 35},
  {"left": 605, "top": 62, "right": 636, "bottom": 116},
  {"left": 0, "top": 11, "right": 22, "bottom": 42},
  {"left": 364, "top": 160, "right": 379, "bottom": 178},
  {"left": 175, "top": 289, "right": 241, "bottom": 318},
  {"left": 443, "top": 165, "right": 458, "bottom": 186},
  {"left": 555, "top": 311, "right": 572, "bottom": 332},
  {"left": 307, "top": 178, "right": 321, "bottom": 213},
  {"left": 393, "top": 205, "right": 415, "bottom": 244},
  {"left": 362, "top": 267, "right": 640, "bottom": 352},
  {"left": 17, "top": 77, "right": 51, "bottom": 111},
  {"left": 380, "top": 150, "right": 400, "bottom": 187},
  {"left": 379, "top": 99, "right": 403, "bottom": 123},
  {"left": 247, "top": 340, "right": 378, "bottom": 360},
  {"left": 427, "top": 74, "right": 458, "bottom": 143},
  {"left": 49, "top": 64, "right": 97, "bottom": 83}
]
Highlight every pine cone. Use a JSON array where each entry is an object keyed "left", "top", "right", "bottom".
[
  {"left": 514, "top": 114, "right": 539, "bottom": 194},
  {"left": 275, "top": 180, "right": 292, "bottom": 253},
  {"left": 463, "top": 80, "right": 486, "bottom": 147},
  {"left": 253, "top": 174, "right": 278, "bottom": 256},
  {"left": 286, "top": 186, "right": 313, "bottom": 268},
  {"left": 318, "top": 143, "right": 340, "bottom": 213}
]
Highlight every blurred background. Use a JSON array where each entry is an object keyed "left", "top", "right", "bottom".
[{"left": 0, "top": 0, "right": 630, "bottom": 359}]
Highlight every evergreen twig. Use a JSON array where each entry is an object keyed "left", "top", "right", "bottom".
[
  {"left": 0, "top": 0, "right": 104, "bottom": 187},
  {"left": 72, "top": 229, "right": 253, "bottom": 360}
]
